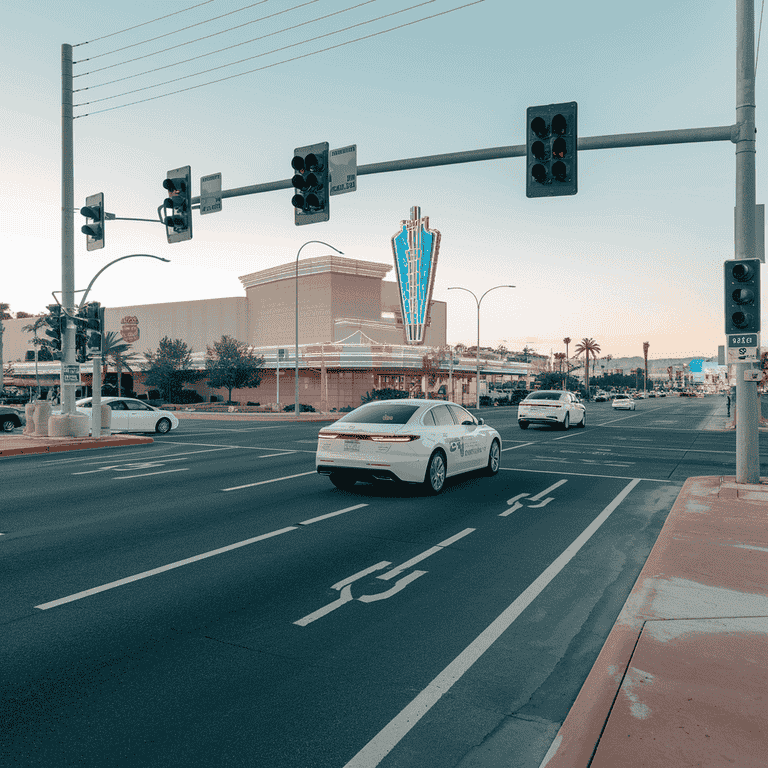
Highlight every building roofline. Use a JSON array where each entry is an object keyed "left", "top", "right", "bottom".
[{"left": 239, "top": 254, "right": 392, "bottom": 289}]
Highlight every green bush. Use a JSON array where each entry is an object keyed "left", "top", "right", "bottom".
[
  {"left": 176, "top": 389, "right": 204, "bottom": 404},
  {"left": 360, "top": 388, "right": 409, "bottom": 404},
  {"left": 282, "top": 403, "right": 316, "bottom": 412}
]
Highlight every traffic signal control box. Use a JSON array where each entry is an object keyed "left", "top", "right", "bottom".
[{"left": 526, "top": 102, "right": 578, "bottom": 197}]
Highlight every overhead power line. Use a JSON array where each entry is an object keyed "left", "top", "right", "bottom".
[
  {"left": 74, "top": 0, "right": 219, "bottom": 47},
  {"left": 75, "top": 0, "right": 443, "bottom": 107}
]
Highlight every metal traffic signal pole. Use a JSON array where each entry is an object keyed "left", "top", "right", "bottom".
[
  {"left": 61, "top": 43, "right": 76, "bottom": 419},
  {"left": 734, "top": 0, "right": 760, "bottom": 483}
]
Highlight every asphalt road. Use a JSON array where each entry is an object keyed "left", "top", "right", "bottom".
[{"left": 2, "top": 395, "right": 762, "bottom": 767}]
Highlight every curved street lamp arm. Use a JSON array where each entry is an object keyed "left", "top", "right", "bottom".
[{"left": 78, "top": 254, "right": 170, "bottom": 309}]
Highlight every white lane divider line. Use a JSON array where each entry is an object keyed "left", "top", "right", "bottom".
[
  {"left": 502, "top": 442, "right": 534, "bottom": 452},
  {"left": 35, "top": 526, "right": 298, "bottom": 611},
  {"left": 257, "top": 451, "right": 298, "bottom": 458},
  {"left": 294, "top": 529, "right": 476, "bottom": 626},
  {"left": 222, "top": 470, "right": 317, "bottom": 491},
  {"left": 299, "top": 504, "right": 368, "bottom": 526},
  {"left": 501, "top": 479, "right": 568, "bottom": 517},
  {"left": 114, "top": 468, "right": 190, "bottom": 479},
  {"left": 342, "top": 478, "right": 643, "bottom": 768}
]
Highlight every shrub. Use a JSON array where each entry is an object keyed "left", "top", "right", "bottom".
[
  {"left": 175, "top": 389, "right": 204, "bottom": 404},
  {"left": 246, "top": 401, "right": 260, "bottom": 406},
  {"left": 147, "top": 390, "right": 161, "bottom": 401},
  {"left": 282, "top": 403, "right": 316, "bottom": 412}
]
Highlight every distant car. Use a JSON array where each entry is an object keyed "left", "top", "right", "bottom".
[
  {"left": 658, "top": 391, "right": 666, "bottom": 397},
  {"left": 635, "top": 392, "right": 646, "bottom": 399},
  {"left": 0, "top": 389, "right": 29, "bottom": 406},
  {"left": 54, "top": 397, "right": 180, "bottom": 434},
  {"left": 594, "top": 393, "right": 608, "bottom": 402},
  {"left": 316, "top": 399, "right": 502, "bottom": 494},
  {"left": 0, "top": 406, "right": 26, "bottom": 432},
  {"left": 612, "top": 396, "right": 636, "bottom": 410},
  {"left": 517, "top": 390, "right": 586, "bottom": 430},
  {"left": 648, "top": 391, "right": 656, "bottom": 398}
]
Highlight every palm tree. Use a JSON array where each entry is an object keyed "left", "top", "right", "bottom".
[
  {"left": 0, "top": 302, "right": 10, "bottom": 392},
  {"left": 643, "top": 341, "right": 650, "bottom": 393},
  {"left": 101, "top": 331, "right": 141, "bottom": 396},
  {"left": 22, "top": 316, "right": 47, "bottom": 398},
  {"left": 562, "top": 337, "right": 571, "bottom": 390},
  {"left": 574, "top": 338, "right": 601, "bottom": 399}
]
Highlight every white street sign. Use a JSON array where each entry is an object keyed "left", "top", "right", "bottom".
[
  {"left": 329, "top": 145, "right": 357, "bottom": 196},
  {"left": 62, "top": 364, "right": 81, "bottom": 384},
  {"left": 200, "top": 173, "right": 222, "bottom": 215}
]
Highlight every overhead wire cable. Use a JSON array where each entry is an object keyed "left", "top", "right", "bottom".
[
  {"left": 76, "top": 0, "right": 322, "bottom": 77},
  {"left": 74, "top": 0, "right": 218, "bottom": 47},
  {"left": 74, "top": 0, "right": 485, "bottom": 117},
  {"left": 74, "top": 0, "right": 273, "bottom": 62},
  {"left": 76, "top": 0, "right": 440, "bottom": 106},
  {"left": 77, "top": 0, "right": 382, "bottom": 88}
]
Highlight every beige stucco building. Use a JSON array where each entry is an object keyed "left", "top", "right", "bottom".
[{"left": 2, "top": 254, "right": 529, "bottom": 410}]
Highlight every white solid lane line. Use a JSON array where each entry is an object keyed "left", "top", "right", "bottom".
[
  {"left": 341, "top": 478, "right": 642, "bottom": 768},
  {"left": 222, "top": 470, "right": 317, "bottom": 491},
  {"left": 299, "top": 504, "right": 369, "bottom": 526},
  {"left": 114, "top": 468, "right": 190, "bottom": 479},
  {"left": 35, "top": 526, "right": 298, "bottom": 610}
]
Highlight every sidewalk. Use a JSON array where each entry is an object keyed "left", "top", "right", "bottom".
[{"left": 539, "top": 474, "right": 768, "bottom": 768}]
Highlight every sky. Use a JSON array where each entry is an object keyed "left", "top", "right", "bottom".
[{"left": 1, "top": 0, "right": 765, "bottom": 361}]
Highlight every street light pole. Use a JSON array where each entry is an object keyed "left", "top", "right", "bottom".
[
  {"left": 295, "top": 241, "right": 343, "bottom": 418},
  {"left": 448, "top": 285, "right": 514, "bottom": 409}
]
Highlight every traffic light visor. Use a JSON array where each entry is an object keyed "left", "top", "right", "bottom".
[
  {"left": 732, "top": 262, "right": 755, "bottom": 281},
  {"left": 531, "top": 117, "right": 548, "bottom": 138},
  {"left": 80, "top": 205, "right": 100, "bottom": 219}
]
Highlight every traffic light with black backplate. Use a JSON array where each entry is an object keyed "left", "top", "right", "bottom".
[
  {"left": 291, "top": 142, "right": 329, "bottom": 225},
  {"left": 85, "top": 302, "right": 102, "bottom": 354},
  {"left": 724, "top": 258, "right": 761, "bottom": 334},
  {"left": 43, "top": 304, "right": 64, "bottom": 358},
  {"left": 526, "top": 102, "right": 577, "bottom": 197},
  {"left": 163, "top": 166, "right": 192, "bottom": 243},
  {"left": 80, "top": 192, "right": 105, "bottom": 250}
]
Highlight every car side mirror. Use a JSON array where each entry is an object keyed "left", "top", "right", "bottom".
[{"left": 477, "top": 418, "right": 484, "bottom": 425}]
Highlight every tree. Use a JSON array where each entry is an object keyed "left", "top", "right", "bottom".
[
  {"left": 204, "top": 335, "right": 264, "bottom": 403},
  {"left": 0, "top": 302, "right": 10, "bottom": 392},
  {"left": 574, "top": 338, "right": 601, "bottom": 398},
  {"left": 420, "top": 345, "right": 451, "bottom": 396},
  {"left": 142, "top": 337, "right": 204, "bottom": 402},
  {"left": 102, "top": 331, "right": 142, "bottom": 397},
  {"left": 22, "top": 316, "right": 48, "bottom": 397}
]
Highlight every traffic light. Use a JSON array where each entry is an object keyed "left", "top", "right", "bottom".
[
  {"left": 163, "top": 166, "right": 192, "bottom": 243},
  {"left": 291, "top": 142, "right": 329, "bottom": 225},
  {"left": 43, "top": 304, "right": 65, "bottom": 357},
  {"left": 526, "top": 102, "right": 578, "bottom": 197},
  {"left": 80, "top": 192, "right": 105, "bottom": 250},
  {"left": 724, "top": 258, "right": 761, "bottom": 334},
  {"left": 84, "top": 302, "right": 102, "bottom": 354}
]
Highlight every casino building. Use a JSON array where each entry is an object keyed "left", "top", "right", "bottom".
[{"left": 2, "top": 210, "right": 533, "bottom": 409}]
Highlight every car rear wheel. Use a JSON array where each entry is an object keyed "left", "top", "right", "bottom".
[
  {"left": 1, "top": 417, "right": 18, "bottom": 432},
  {"left": 155, "top": 418, "right": 172, "bottom": 434},
  {"left": 485, "top": 439, "right": 500, "bottom": 476},
  {"left": 423, "top": 450, "right": 446, "bottom": 495},
  {"left": 578, "top": 412, "right": 586, "bottom": 428},
  {"left": 561, "top": 413, "right": 570, "bottom": 430},
  {"left": 518, "top": 420, "right": 529, "bottom": 430},
  {"left": 330, "top": 474, "right": 357, "bottom": 490}
]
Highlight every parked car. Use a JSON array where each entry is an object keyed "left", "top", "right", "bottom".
[
  {"left": 53, "top": 397, "right": 180, "bottom": 434},
  {"left": 0, "top": 406, "right": 26, "bottom": 432},
  {"left": 316, "top": 399, "right": 501, "bottom": 494},
  {"left": 0, "top": 389, "right": 29, "bottom": 405},
  {"left": 517, "top": 390, "right": 586, "bottom": 430},
  {"left": 612, "top": 395, "right": 636, "bottom": 410}
]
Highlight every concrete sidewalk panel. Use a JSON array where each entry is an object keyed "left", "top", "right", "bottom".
[
  {"left": 591, "top": 617, "right": 768, "bottom": 768},
  {"left": 539, "top": 476, "right": 768, "bottom": 768}
]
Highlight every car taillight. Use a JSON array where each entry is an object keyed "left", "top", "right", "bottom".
[{"left": 369, "top": 435, "right": 419, "bottom": 442}]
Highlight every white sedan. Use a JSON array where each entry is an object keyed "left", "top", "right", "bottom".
[
  {"left": 73, "top": 397, "right": 180, "bottom": 433},
  {"left": 316, "top": 399, "right": 502, "bottom": 494},
  {"left": 517, "top": 390, "right": 586, "bottom": 430},
  {"left": 612, "top": 396, "right": 636, "bottom": 410}
]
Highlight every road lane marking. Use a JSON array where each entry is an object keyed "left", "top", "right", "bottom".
[
  {"left": 299, "top": 504, "right": 368, "bottom": 525},
  {"left": 35, "top": 526, "right": 298, "bottom": 610},
  {"left": 222, "top": 471, "right": 317, "bottom": 491},
  {"left": 342, "top": 479, "right": 642, "bottom": 768},
  {"left": 502, "top": 442, "right": 534, "bottom": 451},
  {"left": 501, "top": 480, "right": 568, "bottom": 516},
  {"left": 256, "top": 451, "right": 298, "bottom": 458},
  {"left": 530, "top": 479, "right": 567, "bottom": 500},
  {"left": 114, "top": 468, "right": 190, "bottom": 479},
  {"left": 500, "top": 467, "right": 673, "bottom": 482},
  {"left": 295, "top": 529, "right": 476, "bottom": 626}
]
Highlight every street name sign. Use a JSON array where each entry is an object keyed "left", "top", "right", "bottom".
[
  {"left": 329, "top": 145, "right": 357, "bottom": 196},
  {"left": 62, "top": 364, "right": 81, "bottom": 384},
  {"left": 200, "top": 173, "right": 222, "bottom": 215}
]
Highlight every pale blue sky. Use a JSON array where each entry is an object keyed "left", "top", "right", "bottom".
[{"left": 1, "top": 0, "right": 764, "bottom": 359}]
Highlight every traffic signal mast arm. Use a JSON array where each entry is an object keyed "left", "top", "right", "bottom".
[{"left": 186, "top": 125, "right": 734, "bottom": 206}]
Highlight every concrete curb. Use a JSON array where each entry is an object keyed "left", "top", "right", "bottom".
[
  {"left": 539, "top": 475, "right": 768, "bottom": 768},
  {"left": 0, "top": 435, "right": 153, "bottom": 458}
]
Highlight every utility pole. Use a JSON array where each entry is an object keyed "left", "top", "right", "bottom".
[{"left": 734, "top": 0, "right": 760, "bottom": 483}]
